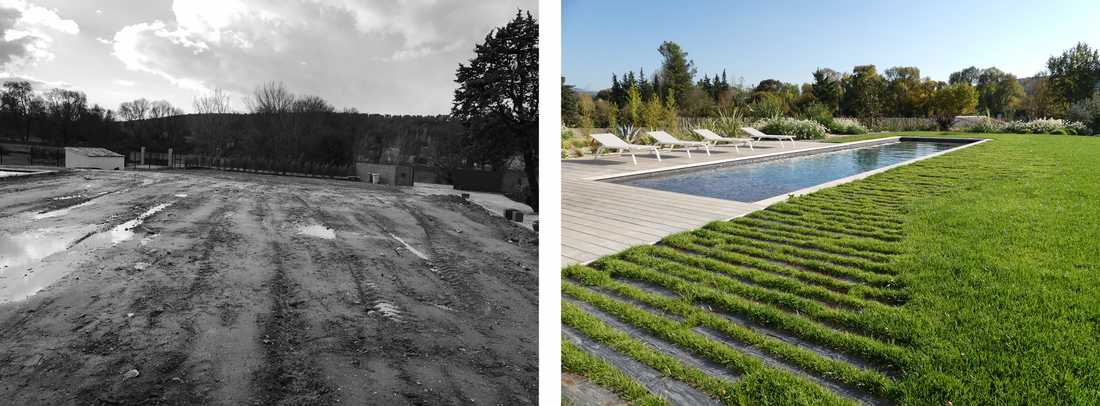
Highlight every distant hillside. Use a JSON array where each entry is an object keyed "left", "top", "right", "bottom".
[{"left": 0, "top": 112, "right": 465, "bottom": 167}]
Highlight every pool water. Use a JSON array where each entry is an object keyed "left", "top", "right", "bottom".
[{"left": 619, "top": 141, "right": 965, "bottom": 202}]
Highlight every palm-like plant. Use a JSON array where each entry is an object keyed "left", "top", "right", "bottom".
[{"left": 713, "top": 106, "right": 747, "bottom": 137}]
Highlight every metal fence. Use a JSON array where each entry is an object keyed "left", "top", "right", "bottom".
[
  {"left": 0, "top": 142, "right": 63, "bottom": 166},
  {"left": 127, "top": 149, "right": 354, "bottom": 178}
]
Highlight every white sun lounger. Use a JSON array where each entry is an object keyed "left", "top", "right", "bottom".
[
  {"left": 645, "top": 130, "right": 710, "bottom": 158},
  {"left": 741, "top": 127, "right": 796, "bottom": 147},
  {"left": 590, "top": 133, "right": 662, "bottom": 165},
  {"left": 692, "top": 128, "right": 755, "bottom": 153}
]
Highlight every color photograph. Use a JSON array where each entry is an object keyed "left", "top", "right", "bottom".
[{"left": 561, "top": 1, "right": 1100, "bottom": 404}]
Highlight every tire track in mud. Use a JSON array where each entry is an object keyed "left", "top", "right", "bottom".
[
  {"left": 75, "top": 196, "right": 240, "bottom": 405},
  {"left": 250, "top": 196, "right": 337, "bottom": 405},
  {"left": 0, "top": 173, "right": 180, "bottom": 218},
  {"left": 399, "top": 200, "right": 490, "bottom": 315},
  {"left": 347, "top": 210, "right": 459, "bottom": 318},
  {"left": 398, "top": 198, "right": 539, "bottom": 404},
  {"left": 0, "top": 192, "right": 235, "bottom": 405},
  {"left": 280, "top": 193, "right": 447, "bottom": 402},
  {"left": 294, "top": 192, "right": 536, "bottom": 404}
]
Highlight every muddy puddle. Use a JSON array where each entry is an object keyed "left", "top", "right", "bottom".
[
  {"left": 297, "top": 223, "right": 335, "bottom": 239},
  {"left": 0, "top": 226, "right": 96, "bottom": 270},
  {"left": 32, "top": 200, "right": 97, "bottom": 220},
  {"left": 0, "top": 201, "right": 175, "bottom": 303},
  {"left": 388, "top": 233, "right": 429, "bottom": 260},
  {"left": 371, "top": 301, "right": 403, "bottom": 321}
]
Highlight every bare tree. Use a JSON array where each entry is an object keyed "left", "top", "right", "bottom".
[
  {"left": 247, "top": 81, "right": 295, "bottom": 114},
  {"left": 193, "top": 89, "right": 234, "bottom": 115},
  {"left": 292, "top": 95, "right": 335, "bottom": 113},
  {"left": 193, "top": 89, "right": 236, "bottom": 157},
  {"left": 1, "top": 81, "right": 40, "bottom": 142},
  {"left": 118, "top": 98, "right": 152, "bottom": 121},
  {"left": 148, "top": 100, "right": 183, "bottom": 119},
  {"left": 44, "top": 89, "right": 88, "bottom": 146}
]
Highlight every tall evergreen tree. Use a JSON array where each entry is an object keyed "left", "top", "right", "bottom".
[
  {"left": 610, "top": 74, "right": 625, "bottom": 106},
  {"left": 638, "top": 67, "right": 654, "bottom": 101},
  {"left": 718, "top": 70, "right": 731, "bottom": 98},
  {"left": 452, "top": 11, "right": 538, "bottom": 210},
  {"left": 651, "top": 74, "right": 662, "bottom": 103},
  {"left": 561, "top": 77, "right": 581, "bottom": 126},
  {"left": 657, "top": 41, "right": 696, "bottom": 107}
]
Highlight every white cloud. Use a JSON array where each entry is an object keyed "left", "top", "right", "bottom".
[
  {"left": 107, "top": 0, "right": 537, "bottom": 114},
  {"left": 0, "top": 71, "right": 71, "bottom": 89},
  {"left": 113, "top": 79, "right": 135, "bottom": 87},
  {"left": 0, "top": 0, "right": 78, "bottom": 70}
]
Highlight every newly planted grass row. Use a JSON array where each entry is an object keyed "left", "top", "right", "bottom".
[
  {"left": 562, "top": 141, "right": 978, "bottom": 404},
  {"left": 564, "top": 134, "right": 1100, "bottom": 403},
  {"left": 562, "top": 339, "right": 668, "bottom": 406},
  {"left": 563, "top": 284, "right": 859, "bottom": 405}
]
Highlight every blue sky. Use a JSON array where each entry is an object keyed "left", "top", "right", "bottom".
[{"left": 563, "top": 0, "right": 1100, "bottom": 91}]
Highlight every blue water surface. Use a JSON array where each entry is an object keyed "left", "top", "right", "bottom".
[{"left": 619, "top": 141, "right": 963, "bottom": 202}]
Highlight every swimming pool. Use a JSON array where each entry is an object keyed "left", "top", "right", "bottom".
[{"left": 615, "top": 139, "right": 973, "bottom": 203}]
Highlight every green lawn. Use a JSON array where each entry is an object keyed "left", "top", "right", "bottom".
[{"left": 562, "top": 132, "right": 1100, "bottom": 404}]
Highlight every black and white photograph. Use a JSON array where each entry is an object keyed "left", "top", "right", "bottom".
[{"left": 0, "top": 0, "right": 538, "bottom": 404}]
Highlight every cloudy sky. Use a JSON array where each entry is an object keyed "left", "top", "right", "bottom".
[{"left": 1, "top": 0, "right": 537, "bottom": 114}]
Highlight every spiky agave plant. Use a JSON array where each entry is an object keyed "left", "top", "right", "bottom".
[{"left": 615, "top": 123, "right": 639, "bottom": 143}]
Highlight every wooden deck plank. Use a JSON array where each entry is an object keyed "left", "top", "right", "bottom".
[{"left": 561, "top": 140, "right": 833, "bottom": 265}]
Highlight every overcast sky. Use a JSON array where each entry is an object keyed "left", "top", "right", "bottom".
[{"left": 0, "top": 0, "right": 537, "bottom": 114}]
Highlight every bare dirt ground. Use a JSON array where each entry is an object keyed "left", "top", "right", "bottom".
[{"left": 0, "top": 169, "right": 537, "bottom": 405}]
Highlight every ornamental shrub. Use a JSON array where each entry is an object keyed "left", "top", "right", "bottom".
[
  {"left": 962, "top": 116, "right": 1006, "bottom": 133},
  {"left": 828, "top": 117, "right": 869, "bottom": 134},
  {"left": 752, "top": 117, "right": 828, "bottom": 140}
]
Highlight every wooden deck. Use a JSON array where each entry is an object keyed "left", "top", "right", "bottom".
[{"left": 561, "top": 140, "right": 831, "bottom": 266}]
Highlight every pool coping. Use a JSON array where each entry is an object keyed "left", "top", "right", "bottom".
[
  {"left": 589, "top": 136, "right": 982, "bottom": 181},
  {"left": 593, "top": 136, "right": 988, "bottom": 206}
]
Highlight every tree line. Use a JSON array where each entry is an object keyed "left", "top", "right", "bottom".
[
  {"left": 563, "top": 41, "right": 1100, "bottom": 130},
  {"left": 0, "top": 80, "right": 467, "bottom": 174}
]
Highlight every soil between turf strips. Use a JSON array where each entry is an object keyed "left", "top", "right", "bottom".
[{"left": 0, "top": 169, "right": 537, "bottom": 405}]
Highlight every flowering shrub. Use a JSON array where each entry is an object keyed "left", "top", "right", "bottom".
[
  {"left": 999, "top": 118, "right": 1088, "bottom": 135},
  {"left": 752, "top": 117, "right": 827, "bottom": 140},
  {"left": 962, "top": 117, "right": 1006, "bottom": 133},
  {"left": 961, "top": 117, "right": 1089, "bottom": 135},
  {"left": 827, "top": 117, "right": 869, "bottom": 135},
  {"left": 1065, "top": 121, "right": 1090, "bottom": 134},
  {"left": 1026, "top": 118, "right": 1065, "bottom": 134}
]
